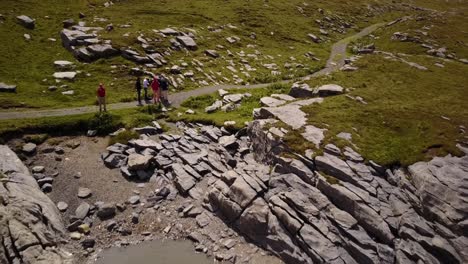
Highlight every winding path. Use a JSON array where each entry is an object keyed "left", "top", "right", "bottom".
[{"left": 0, "top": 23, "right": 384, "bottom": 121}]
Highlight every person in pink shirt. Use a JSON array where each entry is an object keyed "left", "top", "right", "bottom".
[{"left": 151, "top": 76, "right": 160, "bottom": 105}]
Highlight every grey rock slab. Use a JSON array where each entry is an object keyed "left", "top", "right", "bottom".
[
  {"left": 218, "top": 135, "right": 239, "bottom": 150},
  {"left": 53, "top": 71, "right": 77, "bottom": 80},
  {"left": 257, "top": 105, "right": 306, "bottom": 130},
  {"left": 127, "top": 154, "right": 152, "bottom": 171},
  {"left": 196, "top": 212, "right": 211, "bottom": 228},
  {"left": 106, "top": 143, "right": 128, "bottom": 154},
  {"left": 260, "top": 97, "right": 286, "bottom": 107},
  {"left": 131, "top": 139, "right": 162, "bottom": 151},
  {"left": 172, "top": 163, "right": 196, "bottom": 194},
  {"left": 315, "top": 153, "right": 357, "bottom": 184},
  {"left": 271, "top": 94, "right": 295, "bottom": 101},
  {"left": 87, "top": 44, "right": 118, "bottom": 56},
  {"left": 343, "top": 146, "right": 364, "bottom": 162},
  {"left": 316, "top": 84, "right": 345, "bottom": 97},
  {"left": 77, "top": 187, "right": 92, "bottom": 198},
  {"left": 176, "top": 36, "right": 197, "bottom": 50},
  {"left": 54, "top": 60, "right": 74, "bottom": 70},
  {"left": 324, "top": 143, "right": 341, "bottom": 156},
  {"left": 223, "top": 94, "right": 244, "bottom": 104},
  {"left": 160, "top": 28, "right": 179, "bottom": 35},
  {"left": 301, "top": 125, "right": 327, "bottom": 148},
  {"left": 104, "top": 153, "right": 127, "bottom": 168},
  {"left": 205, "top": 49, "right": 219, "bottom": 58},
  {"left": 408, "top": 155, "right": 468, "bottom": 228}
]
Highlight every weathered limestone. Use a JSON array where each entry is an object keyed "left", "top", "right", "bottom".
[{"left": 0, "top": 145, "right": 73, "bottom": 263}]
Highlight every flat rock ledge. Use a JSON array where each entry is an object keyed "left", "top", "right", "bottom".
[{"left": 0, "top": 145, "right": 73, "bottom": 264}]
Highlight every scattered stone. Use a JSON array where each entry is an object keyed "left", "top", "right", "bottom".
[
  {"left": 205, "top": 49, "right": 219, "bottom": 58},
  {"left": 70, "top": 232, "right": 82, "bottom": 240},
  {"left": 128, "top": 195, "right": 140, "bottom": 205},
  {"left": 32, "top": 166, "right": 45, "bottom": 173},
  {"left": 77, "top": 187, "right": 92, "bottom": 198},
  {"left": 22, "top": 143, "right": 37, "bottom": 155},
  {"left": 176, "top": 36, "right": 197, "bottom": 50},
  {"left": 57, "top": 201, "right": 68, "bottom": 212},
  {"left": 127, "top": 154, "right": 152, "bottom": 171},
  {"left": 75, "top": 202, "right": 90, "bottom": 219},
  {"left": 196, "top": 212, "right": 211, "bottom": 228},
  {"left": 97, "top": 203, "right": 116, "bottom": 219},
  {"left": 81, "top": 238, "right": 96, "bottom": 249},
  {"left": 205, "top": 100, "right": 223, "bottom": 113},
  {"left": 16, "top": 15, "right": 35, "bottom": 29},
  {"left": 53, "top": 71, "right": 77, "bottom": 80},
  {"left": 62, "top": 19, "right": 75, "bottom": 28},
  {"left": 78, "top": 224, "right": 90, "bottom": 234},
  {"left": 316, "top": 84, "right": 344, "bottom": 97},
  {"left": 289, "top": 83, "right": 313, "bottom": 98},
  {"left": 41, "top": 183, "right": 53, "bottom": 192},
  {"left": 0, "top": 83, "right": 17, "bottom": 93},
  {"left": 54, "top": 60, "right": 74, "bottom": 70}
]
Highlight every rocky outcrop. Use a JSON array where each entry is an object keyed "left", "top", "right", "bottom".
[
  {"left": 227, "top": 120, "right": 467, "bottom": 264},
  {"left": 96, "top": 119, "right": 467, "bottom": 264},
  {"left": 0, "top": 145, "right": 72, "bottom": 264}
]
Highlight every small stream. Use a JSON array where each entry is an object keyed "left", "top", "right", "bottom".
[{"left": 95, "top": 240, "right": 212, "bottom": 264}]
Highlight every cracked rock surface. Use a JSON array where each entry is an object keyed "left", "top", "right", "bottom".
[{"left": 0, "top": 145, "right": 73, "bottom": 264}]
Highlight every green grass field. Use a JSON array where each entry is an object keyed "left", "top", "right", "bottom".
[{"left": 0, "top": 0, "right": 409, "bottom": 110}]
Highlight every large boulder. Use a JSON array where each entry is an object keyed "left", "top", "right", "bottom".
[
  {"left": 53, "top": 72, "right": 77, "bottom": 80},
  {"left": 0, "top": 145, "right": 73, "bottom": 263}
]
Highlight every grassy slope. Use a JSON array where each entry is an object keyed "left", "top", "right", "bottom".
[
  {"left": 301, "top": 55, "right": 468, "bottom": 166},
  {"left": 0, "top": 0, "right": 402, "bottom": 110}
]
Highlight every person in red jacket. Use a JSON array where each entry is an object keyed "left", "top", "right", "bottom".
[
  {"left": 97, "top": 83, "right": 107, "bottom": 112},
  {"left": 151, "top": 76, "right": 160, "bottom": 105}
]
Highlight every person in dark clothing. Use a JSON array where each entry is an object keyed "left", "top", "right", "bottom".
[
  {"left": 143, "top": 77, "right": 150, "bottom": 101},
  {"left": 135, "top": 76, "right": 142, "bottom": 105},
  {"left": 159, "top": 75, "right": 170, "bottom": 105}
]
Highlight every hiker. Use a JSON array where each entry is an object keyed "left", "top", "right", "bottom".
[
  {"left": 135, "top": 76, "right": 142, "bottom": 105},
  {"left": 159, "top": 75, "right": 170, "bottom": 105},
  {"left": 151, "top": 75, "right": 160, "bottom": 105},
  {"left": 97, "top": 83, "right": 106, "bottom": 112},
  {"left": 143, "top": 77, "right": 150, "bottom": 101}
]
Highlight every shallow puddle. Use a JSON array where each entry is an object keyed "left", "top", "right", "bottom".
[{"left": 95, "top": 240, "right": 212, "bottom": 264}]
